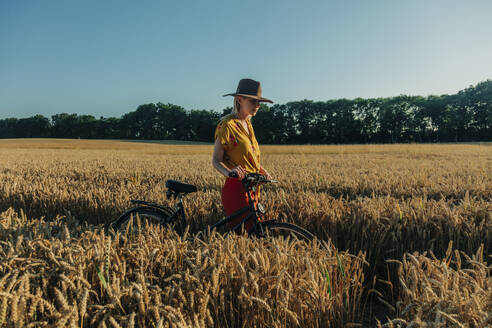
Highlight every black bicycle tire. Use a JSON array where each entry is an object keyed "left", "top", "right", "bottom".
[
  {"left": 260, "top": 221, "right": 314, "bottom": 243},
  {"left": 112, "top": 207, "right": 172, "bottom": 233}
]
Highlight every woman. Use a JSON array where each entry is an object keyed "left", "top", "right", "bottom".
[{"left": 212, "top": 78, "right": 273, "bottom": 234}]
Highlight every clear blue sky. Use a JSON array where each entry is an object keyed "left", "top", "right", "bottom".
[{"left": 1, "top": 0, "right": 491, "bottom": 119}]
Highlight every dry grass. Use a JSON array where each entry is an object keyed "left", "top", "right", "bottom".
[
  {"left": 0, "top": 139, "right": 490, "bottom": 327},
  {"left": 0, "top": 208, "right": 365, "bottom": 327},
  {"left": 380, "top": 244, "right": 491, "bottom": 327}
]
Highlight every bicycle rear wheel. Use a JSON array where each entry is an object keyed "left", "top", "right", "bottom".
[
  {"left": 259, "top": 221, "right": 314, "bottom": 243},
  {"left": 112, "top": 207, "right": 173, "bottom": 235}
]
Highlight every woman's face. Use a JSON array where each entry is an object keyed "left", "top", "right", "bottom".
[{"left": 238, "top": 96, "right": 260, "bottom": 117}]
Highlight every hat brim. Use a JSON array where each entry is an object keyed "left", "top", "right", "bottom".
[{"left": 223, "top": 93, "right": 273, "bottom": 104}]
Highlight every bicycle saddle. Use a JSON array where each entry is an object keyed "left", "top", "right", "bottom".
[{"left": 165, "top": 179, "right": 197, "bottom": 194}]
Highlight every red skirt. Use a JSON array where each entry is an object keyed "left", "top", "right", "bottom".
[{"left": 221, "top": 177, "right": 260, "bottom": 234}]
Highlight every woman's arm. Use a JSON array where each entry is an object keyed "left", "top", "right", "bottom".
[{"left": 212, "top": 137, "right": 246, "bottom": 179}]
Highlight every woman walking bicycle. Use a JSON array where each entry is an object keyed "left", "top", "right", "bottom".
[
  {"left": 212, "top": 78, "right": 274, "bottom": 234},
  {"left": 112, "top": 78, "right": 315, "bottom": 244}
]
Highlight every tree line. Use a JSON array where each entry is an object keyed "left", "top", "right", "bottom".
[{"left": 1, "top": 80, "right": 491, "bottom": 143}]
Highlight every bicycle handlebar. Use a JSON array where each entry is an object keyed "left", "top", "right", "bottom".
[{"left": 228, "top": 171, "right": 278, "bottom": 184}]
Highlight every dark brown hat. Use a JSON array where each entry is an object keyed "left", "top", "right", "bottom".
[{"left": 223, "top": 78, "right": 273, "bottom": 103}]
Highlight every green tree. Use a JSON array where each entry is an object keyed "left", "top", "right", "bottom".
[
  {"left": 15, "top": 115, "right": 51, "bottom": 137},
  {"left": 0, "top": 118, "right": 19, "bottom": 138},
  {"left": 156, "top": 103, "right": 187, "bottom": 140}
]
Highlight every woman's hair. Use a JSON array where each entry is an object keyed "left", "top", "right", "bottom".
[{"left": 219, "top": 96, "right": 251, "bottom": 122}]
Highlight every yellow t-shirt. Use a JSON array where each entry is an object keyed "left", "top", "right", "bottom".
[{"left": 214, "top": 116, "right": 261, "bottom": 173}]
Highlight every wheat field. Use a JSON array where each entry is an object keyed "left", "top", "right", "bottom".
[{"left": 0, "top": 139, "right": 490, "bottom": 327}]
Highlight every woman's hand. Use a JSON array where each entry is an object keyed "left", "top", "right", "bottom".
[
  {"left": 260, "top": 167, "right": 272, "bottom": 180},
  {"left": 230, "top": 166, "right": 247, "bottom": 180}
]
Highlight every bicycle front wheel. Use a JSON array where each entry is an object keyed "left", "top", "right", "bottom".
[
  {"left": 112, "top": 207, "right": 173, "bottom": 235},
  {"left": 260, "top": 221, "right": 314, "bottom": 243}
]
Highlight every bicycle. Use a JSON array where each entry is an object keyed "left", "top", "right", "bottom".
[{"left": 110, "top": 172, "right": 315, "bottom": 243}]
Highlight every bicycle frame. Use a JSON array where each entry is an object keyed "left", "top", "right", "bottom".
[
  {"left": 210, "top": 183, "right": 271, "bottom": 235},
  {"left": 125, "top": 174, "right": 272, "bottom": 236},
  {"left": 209, "top": 201, "right": 257, "bottom": 234},
  {"left": 137, "top": 182, "right": 265, "bottom": 234}
]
